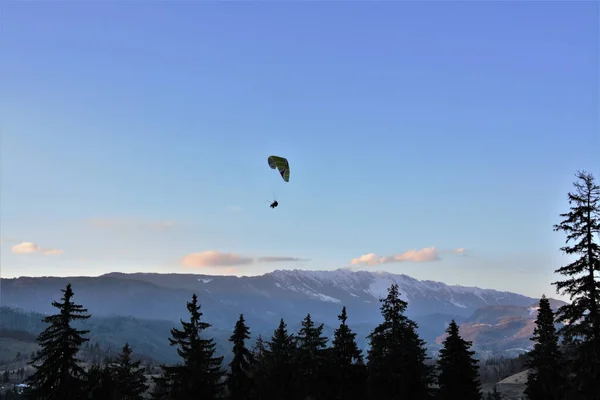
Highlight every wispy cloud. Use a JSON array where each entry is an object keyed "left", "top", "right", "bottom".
[
  {"left": 451, "top": 247, "right": 468, "bottom": 256},
  {"left": 43, "top": 249, "right": 65, "bottom": 256},
  {"left": 181, "top": 251, "right": 254, "bottom": 268},
  {"left": 87, "top": 218, "right": 176, "bottom": 230},
  {"left": 350, "top": 246, "right": 453, "bottom": 266},
  {"left": 11, "top": 242, "right": 64, "bottom": 256},
  {"left": 180, "top": 251, "right": 309, "bottom": 270},
  {"left": 257, "top": 256, "right": 309, "bottom": 263}
]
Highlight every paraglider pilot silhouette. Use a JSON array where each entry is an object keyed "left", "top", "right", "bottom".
[{"left": 267, "top": 155, "right": 289, "bottom": 209}]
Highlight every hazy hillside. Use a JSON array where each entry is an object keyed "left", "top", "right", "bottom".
[
  {"left": 0, "top": 269, "right": 566, "bottom": 359},
  {"left": 435, "top": 302, "right": 565, "bottom": 357}
]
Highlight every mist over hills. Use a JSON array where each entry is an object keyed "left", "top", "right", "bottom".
[{"left": 0, "top": 268, "right": 566, "bottom": 361}]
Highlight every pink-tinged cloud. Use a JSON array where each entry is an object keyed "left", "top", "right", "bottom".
[
  {"left": 350, "top": 247, "right": 441, "bottom": 266},
  {"left": 257, "top": 256, "right": 309, "bottom": 263},
  {"left": 11, "top": 242, "right": 41, "bottom": 254},
  {"left": 181, "top": 251, "right": 254, "bottom": 268},
  {"left": 11, "top": 242, "right": 64, "bottom": 256}
]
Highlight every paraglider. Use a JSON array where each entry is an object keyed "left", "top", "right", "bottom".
[{"left": 267, "top": 155, "right": 289, "bottom": 209}]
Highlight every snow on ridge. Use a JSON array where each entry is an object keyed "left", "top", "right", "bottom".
[
  {"left": 449, "top": 299, "right": 467, "bottom": 308},
  {"left": 266, "top": 269, "right": 532, "bottom": 305},
  {"left": 270, "top": 268, "right": 368, "bottom": 294},
  {"left": 286, "top": 284, "right": 341, "bottom": 304},
  {"left": 198, "top": 278, "right": 213, "bottom": 284},
  {"left": 312, "top": 292, "right": 341, "bottom": 303}
]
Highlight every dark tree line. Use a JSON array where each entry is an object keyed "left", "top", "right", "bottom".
[
  {"left": 13, "top": 170, "right": 600, "bottom": 399},
  {"left": 20, "top": 281, "right": 485, "bottom": 399}
]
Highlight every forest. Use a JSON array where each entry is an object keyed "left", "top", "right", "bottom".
[{"left": 1, "top": 171, "right": 598, "bottom": 400}]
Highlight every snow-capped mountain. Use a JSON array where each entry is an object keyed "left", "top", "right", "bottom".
[
  {"left": 263, "top": 268, "right": 533, "bottom": 317},
  {"left": 0, "top": 268, "right": 553, "bottom": 353}
]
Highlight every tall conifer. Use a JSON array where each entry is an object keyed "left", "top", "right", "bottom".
[
  {"left": 110, "top": 343, "right": 148, "bottom": 400},
  {"left": 26, "top": 283, "right": 91, "bottom": 400},
  {"left": 437, "top": 320, "right": 482, "bottom": 400},
  {"left": 227, "top": 314, "right": 255, "bottom": 400},
  {"left": 158, "top": 293, "right": 224, "bottom": 399},
  {"left": 366, "top": 283, "right": 433, "bottom": 400},
  {"left": 552, "top": 171, "right": 600, "bottom": 396}
]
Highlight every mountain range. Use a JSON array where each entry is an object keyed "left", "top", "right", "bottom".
[{"left": 0, "top": 268, "right": 566, "bottom": 360}]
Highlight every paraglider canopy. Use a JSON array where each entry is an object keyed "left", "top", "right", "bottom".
[{"left": 268, "top": 155, "right": 290, "bottom": 182}]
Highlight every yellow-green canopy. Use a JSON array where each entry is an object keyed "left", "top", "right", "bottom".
[{"left": 267, "top": 155, "right": 290, "bottom": 182}]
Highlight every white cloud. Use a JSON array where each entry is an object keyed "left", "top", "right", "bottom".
[
  {"left": 350, "top": 246, "right": 440, "bottom": 266},
  {"left": 11, "top": 242, "right": 64, "bottom": 256},
  {"left": 11, "top": 242, "right": 41, "bottom": 254},
  {"left": 181, "top": 251, "right": 253, "bottom": 268}
]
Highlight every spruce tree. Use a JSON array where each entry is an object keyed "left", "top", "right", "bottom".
[
  {"left": 553, "top": 171, "right": 600, "bottom": 341},
  {"left": 25, "top": 283, "right": 91, "bottom": 400},
  {"left": 552, "top": 170, "right": 600, "bottom": 396},
  {"left": 227, "top": 314, "right": 255, "bottom": 400},
  {"left": 295, "top": 313, "right": 329, "bottom": 400},
  {"left": 523, "top": 295, "right": 565, "bottom": 400},
  {"left": 110, "top": 343, "right": 148, "bottom": 400},
  {"left": 260, "top": 319, "right": 296, "bottom": 400},
  {"left": 331, "top": 306, "right": 363, "bottom": 365},
  {"left": 329, "top": 306, "right": 366, "bottom": 400},
  {"left": 366, "top": 283, "right": 433, "bottom": 400},
  {"left": 159, "top": 293, "right": 225, "bottom": 399},
  {"left": 249, "top": 334, "right": 267, "bottom": 399},
  {"left": 436, "top": 320, "right": 482, "bottom": 400}
]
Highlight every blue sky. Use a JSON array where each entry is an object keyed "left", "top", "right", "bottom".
[{"left": 0, "top": 1, "right": 598, "bottom": 299}]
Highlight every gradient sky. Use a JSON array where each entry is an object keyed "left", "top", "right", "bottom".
[{"left": 1, "top": 1, "right": 598, "bottom": 300}]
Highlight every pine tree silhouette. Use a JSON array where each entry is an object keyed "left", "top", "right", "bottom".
[
  {"left": 329, "top": 306, "right": 366, "bottom": 400},
  {"left": 25, "top": 283, "right": 91, "bottom": 400},
  {"left": 524, "top": 295, "right": 566, "bottom": 400},
  {"left": 227, "top": 314, "right": 255, "bottom": 400},
  {"left": 156, "top": 293, "right": 224, "bottom": 399},
  {"left": 366, "top": 283, "right": 433, "bottom": 400},
  {"left": 552, "top": 171, "right": 600, "bottom": 396},
  {"left": 436, "top": 320, "right": 482, "bottom": 399},
  {"left": 295, "top": 313, "right": 329, "bottom": 400},
  {"left": 110, "top": 343, "right": 148, "bottom": 400},
  {"left": 260, "top": 319, "right": 296, "bottom": 400}
]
